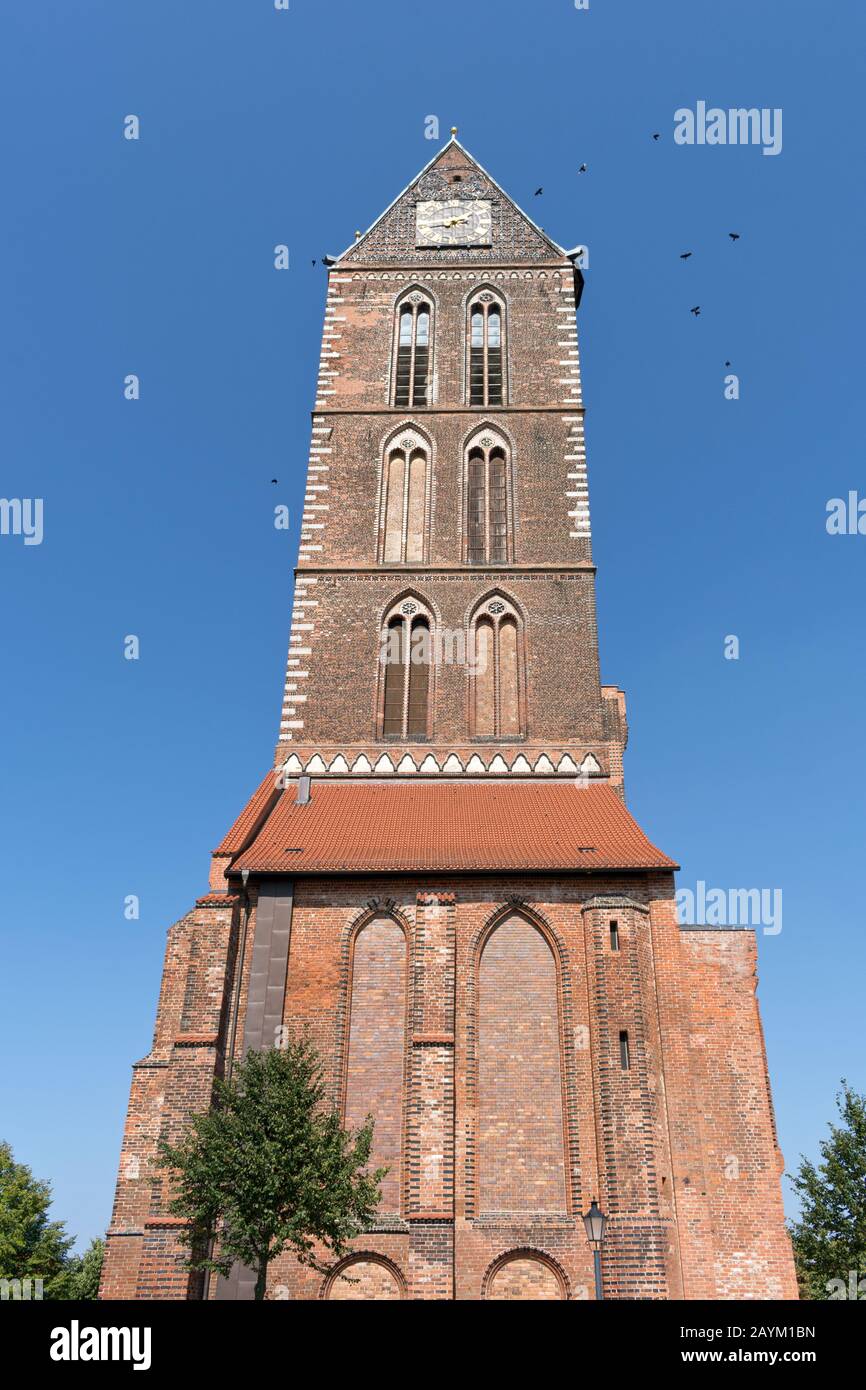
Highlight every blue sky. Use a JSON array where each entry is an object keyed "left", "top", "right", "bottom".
[{"left": 1, "top": 0, "right": 863, "bottom": 1250}]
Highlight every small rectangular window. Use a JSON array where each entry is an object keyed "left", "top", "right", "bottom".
[
  {"left": 609, "top": 920, "right": 619, "bottom": 952},
  {"left": 619, "top": 1030, "right": 631, "bottom": 1071}
]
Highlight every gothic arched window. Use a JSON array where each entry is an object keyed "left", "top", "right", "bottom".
[
  {"left": 380, "top": 597, "right": 433, "bottom": 740},
  {"left": 379, "top": 430, "right": 430, "bottom": 564},
  {"left": 470, "top": 594, "right": 525, "bottom": 738},
  {"left": 477, "top": 915, "right": 567, "bottom": 1214},
  {"left": 468, "top": 292, "right": 506, "bottom": 406},
  {"left": 464, "top": 432, "right": 511, "bottom": 564},
  {"left": 393, "top": 292, "right": 432, "bottom": 408},
  {"left": 343, "top": 915, "right": 408, "bottom": 1216}
]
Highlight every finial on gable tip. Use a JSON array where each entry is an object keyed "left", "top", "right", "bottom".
[
  {"left": 450, "top": 126, "right": 458, "bottom": 137},
  {"left": 354, "top": 230, "right": 361, "bottom": 240}
]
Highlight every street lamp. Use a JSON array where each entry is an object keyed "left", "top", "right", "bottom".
[{"left": 582, "top": 1199, "right": 607, "bottom": 1301}]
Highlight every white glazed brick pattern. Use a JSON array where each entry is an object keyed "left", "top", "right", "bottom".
[
  {"left": 314, "top": 272, "right": 350, "bottom": 410},
  {"left": 285, "top": 274, "right": 352, "bottom": 740},
  {"left": 564, "top": 412, "right": 590, "bottom": 539},
  {"left": 555, "top": 280, "right": 589, "bottom": 540},
  {"left": 279, "top": 749, "right": 604, "bottom": 778},
  {"left": 298, "top": 414, "right": 331, "bottom": 561},
  {"left": 279, "top": 573, "right": 319, "bottom": 740}
]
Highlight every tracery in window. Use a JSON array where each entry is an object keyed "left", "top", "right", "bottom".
[
  {"left": 394, "top": 292, "right": 432, "bottom": 408},
  {"left": 468, "top": 292, "right": 506, "bottom": 406},
  {"left": 464, "top": 431, "right": 511, "bottom": 564},
  {"left": 469, "top": 594, "right": 525, "bottom": 738},
  {"left": 380, "top": 596, "right": 433, "bottom": 740},
  {"left": 380, "top": 430, "right": 430, "bottom": 563}
]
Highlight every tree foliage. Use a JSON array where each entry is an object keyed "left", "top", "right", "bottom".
[
  {"left": 788, "top": 1080, "right": 866, "bottom": 1300},
  {"left": 156, "top": 1040, "right": 385, "bottom": 1299},
  {"left": 66, "top": 1238, "right": 104, "bottom": 1300},
  {"left": 0, "top": 1140, "right": 76, "bottom": 1298}
]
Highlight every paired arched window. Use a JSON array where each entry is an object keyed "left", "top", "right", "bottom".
[
  {"left": 380, "top": 597, "right": 433, "bottom": 740},
  {"left": 468, "top": 292, "right": 506, "bottom": 406},
  {"left": 380, "top": 430, "right": 430, "bottom": 563},
  {"left": 393, "top": 293, "right": 432, "bottom": 407},
  {"left": 464, "top": 430, "right": 512, "bottom": 564},
  {"left": 470, "top": 594, "right": 525, "bottom": 738}
]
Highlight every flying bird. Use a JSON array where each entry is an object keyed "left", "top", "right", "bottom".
[
  {"left": 729, "top": 232, "right": 740, "bottom": 241},
  {"left": 680, "top": 252, "right": 693, "bottom": 260},
  {"left": 690, "top": 306, "right": 701, "bottom": 316},
  {"left": 578, "top": 164, "right": 587, "bottom": 173},
  {"left": 534, "top": 187, "right": 543, "bottom": 196},
  {"left": 725, "top": 361, "right": 731, "bottom": 367},
  {"left": 652, "top": 132, "right": 660, "bottom": 141},
  {"left": 311, "top": 259, "right": 316, "bottom": 265},
  {"left": 271, "top": 478, "right": 278, "bottom": 485}
]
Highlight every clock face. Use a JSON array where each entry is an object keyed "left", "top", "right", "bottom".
[{"left": 415, "top": 199, "right": 492, "bottom": 248}]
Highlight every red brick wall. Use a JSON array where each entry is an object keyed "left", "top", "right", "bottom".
[
  {"left": 103, "top": 872, "right": 796, "bottom": 1301},
  {"left": 281, "top": 566, "right": 606, "bottom": 752},
  {"left": 676, "top": 929, "right": 797, "bottom": 1300},
  {"left": 100, "top": 900, "right": 240, "bottom": 1300},
  {"left": 240, "top": 873, "right": 795, "bottom": 1300}
]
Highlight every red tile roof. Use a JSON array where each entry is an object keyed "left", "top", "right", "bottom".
[
  {"left": 213, "top": 771, "right": 282, "bottom": 855},
  {"left": 226, "top": 780, "right": 677, "bottom": 875}
]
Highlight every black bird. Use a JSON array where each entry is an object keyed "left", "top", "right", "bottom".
[
  {"left": 729, "top": 232, "right": 740, "bottom": 241},
  {"left": 534, "top": 186, "right": 543, "bottom": 196},
  {"left": 271, "top": 478, "right": 278, "bottom": 485},
  {"left": 725, "top": 361, "right": 731, "bottom": 367},
  {"left": 680, "top": 251, "right": 693, "bottom": 260},
  {"left": 311, "top": 259, "right": 316, "bottom": 265},
  {"left": 652, "top": 132, "right": 660, "bottom": 141},
  {"left": 578, "top": 164, "right": 587, "bottom": 173},
  {"left": 690, "top": 306, "right": 701, "bottom": 316}
]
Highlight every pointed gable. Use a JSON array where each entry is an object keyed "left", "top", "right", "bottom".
[{"left": 340, "top": 139, "right": 565, "bottom": 266}]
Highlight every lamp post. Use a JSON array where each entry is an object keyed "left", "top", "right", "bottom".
[{"left": 582, "top": 1199, "right": 607, "bottom": 1301}]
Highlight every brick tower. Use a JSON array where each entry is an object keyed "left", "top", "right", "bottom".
[{"left": 101, "top": 135, "right": 797, "bottom": 1301}]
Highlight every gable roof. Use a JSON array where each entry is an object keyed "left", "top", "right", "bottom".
[{"left": 336, "top": 135, "right": 567, "bottom": 266}]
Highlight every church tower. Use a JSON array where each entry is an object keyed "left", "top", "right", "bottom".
[{"left": 101, "top": 135, "right": 797, "bottom": 1301}]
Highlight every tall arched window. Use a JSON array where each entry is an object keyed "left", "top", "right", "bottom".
[
  {"left": 393, "top": 292, "right": 432, "bottom": 407},
  {"left": 343, "top": 916, "right": 408, "bottom": 1216},
  {"left": 379, "top": 430, "right": 430, "bottom": 563},
  {"left": 470, "top": 594, "right": 524, "bottom": 738},
  {"left": 477, "top": 914, "right": 567, "bottom": 1214},
  {"left": 464, "top": 431, "right": 512, "bottom": 564},
  {"left": 468, "top": 292, "right": 506, "bottom": 406},
  {"left": 380, "top": 597, "right": 433, "bottom": 740}
]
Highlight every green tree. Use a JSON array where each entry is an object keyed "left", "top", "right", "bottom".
[
  {"left": 66, "top": 1238, "right": 104, "bottom": 1300},
  {"left": 0, "top": 1141, "right": 75, "bottom": 1298},
  {"left": 788, "top": 1080, "right": 866, "bottom": 1300},
  {"left": 156, "top": 1040, "right": 385, "bottom": 1300}
]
